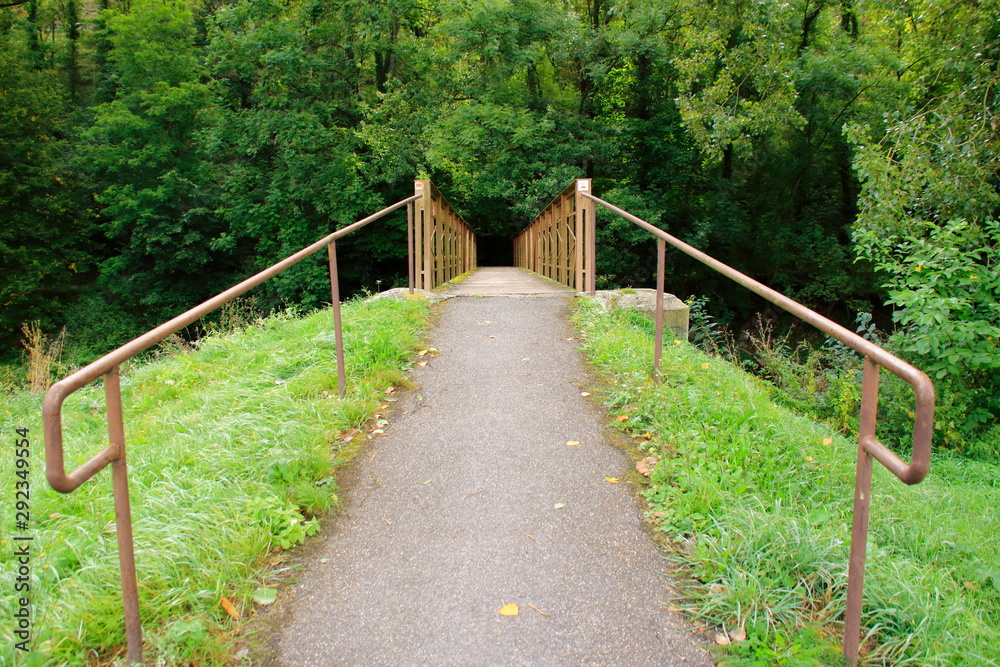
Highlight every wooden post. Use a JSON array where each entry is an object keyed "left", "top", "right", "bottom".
[{"left": 575, "top": 179, "right": 594, "bottom": 294}]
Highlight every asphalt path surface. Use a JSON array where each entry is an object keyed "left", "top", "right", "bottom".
[{"left": 275, "top": 268, "right": 713, "bottom": 666}]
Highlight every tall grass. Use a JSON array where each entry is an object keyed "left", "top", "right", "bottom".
[
  {"left": 572, "top": 301, "right": 1000, "bottom": 666},
  {"left": 0, "top": 297, "right": 430, "bottom": 664}
]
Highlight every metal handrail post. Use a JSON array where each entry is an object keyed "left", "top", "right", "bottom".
[
  {"left": 328, "top": 239, "right": 346, "bottom": 397},
  {"left": 845, "top": 358, "right": 880, "bottom": 662},
  {"left": 653, "top": 238, "right": 665, "bottom": 381},
  {"left": 407, "top": 202, "right": 415, "bottom": 294},
  {"left": 106, "top": 365, "right": 142, "bottom": 664}
]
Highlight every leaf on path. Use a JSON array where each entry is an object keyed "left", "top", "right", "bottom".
[
  {"left": 604, "top": 477, "right": 619, "bottom": 483},
  {"left": 499, "top": 603, "right": 519, "bottom": 617},
  {"left": 489, "top": 335, "right": 498, "bottom": 339},
  {"left": 385, "top": 386, "right": 396, "bottom": 395},
  {"left": 714, "top": 633, "right": 731, "bottom": 646},
  {"left": 417, "top": 360, "right": 428, "bottom": 366},
  {"left": 553, "top": 503, "right": 566, "bottom": 509},
  {"left": 418, "top": 349, "right": 429, "bottom": 356},
  {"left": 616, "top": 415, "right": 629, "bottom": 422},
  {"left": 566, "top": 440, "right": 580, "bottom": 446},
  {"left": 253, "top": 587, "right": 278, "bottom": 605},
  {"left": 220, "top": 597, "right": 240, "bottom": 620},
  {"left": 580, "top": 391, "right": 591, "bottom": 397}
]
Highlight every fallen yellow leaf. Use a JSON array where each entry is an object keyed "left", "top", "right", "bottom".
[
  {"left": 580, "top": 391, "right": 591, "bottom": 397},
  {"left": 220, "top": 597, "right": 239, "bottom": 620},
  {"left": 701, "top": 363, "right": 710, "bottom": 369},
  {"left": 417, "top": 360, "right": 428, "bottom": 366},
  {"left": 822, "top": 437, "right": 833, "bottom": 445},
  {"left": 617, "top": 415, "right": 629, "bottom": 422},
  {"left": 605, "top": 477, "right": 619, "bottom": 483},
  {"left": 499, "top": 603, "right": 519, "bottom": 616},
  {"left": 418, "top": 349, "right": 429, "bottom": 356},
  {"left": 566, "top": 440, "right": 581, "bottom": 446}
]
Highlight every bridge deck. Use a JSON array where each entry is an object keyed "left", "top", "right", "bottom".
[{"left": 440, "top": 266, "right": 576, "bottom": 296}]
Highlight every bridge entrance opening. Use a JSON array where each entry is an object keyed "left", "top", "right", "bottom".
[{"left": 475, "top": 235, "right": 514, "bottom": 266}]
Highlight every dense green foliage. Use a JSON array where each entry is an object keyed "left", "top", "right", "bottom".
[
  {"left": 0, "top": 296, "right": 431, "bottom": 664},
  {"left": 1, "top": 1, "right": 997, "bottom": 436},
  {"left": 573, "top": 300, "right": 1000, "bottom": 665}
]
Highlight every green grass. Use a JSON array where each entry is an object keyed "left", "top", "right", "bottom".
[
  {"left": 0, "top": 297, "right": 430, "bottom": 665},
  {"left": 572, "top": 301, "right": 1000, "bottom": 666}
]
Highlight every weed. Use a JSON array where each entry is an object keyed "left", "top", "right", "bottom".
[{"left": 20, "top": 321, "right": 66, "bottom": 393}]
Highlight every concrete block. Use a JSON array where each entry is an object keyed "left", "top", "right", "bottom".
[{"left": 584, "top": 289, "right": 689, "bottom": 339}]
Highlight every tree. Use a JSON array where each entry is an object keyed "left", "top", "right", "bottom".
[
  {"left": 847, "top": 0, "right": 1000, "bottom": 446},
  {"left": 81, "top": 0, "right": 229, "bottom": 321},
  {"left": 0, "top": 28, "right": 91, "bottom": 351}
]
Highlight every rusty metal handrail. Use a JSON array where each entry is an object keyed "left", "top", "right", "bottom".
[
  {"left": 43, "top": 191, "right": 426, "bottom": 664},
  {"left": 551, "top": 181, "right": 932, "bottom": 665}
]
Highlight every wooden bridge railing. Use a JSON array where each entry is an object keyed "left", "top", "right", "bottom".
[
  {"left": 513, "top": 179, "right": 596, "bottom": 292},
  {"left": 411, "top": 180, "right": 476, "bottom": 290}
]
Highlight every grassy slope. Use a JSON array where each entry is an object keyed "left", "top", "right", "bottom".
[
  {"left": 0, "top": 297, "right": 430, "bottom": 665},
  {"left": 572, "top": 301, "right": 1000, "bottom": 666}
]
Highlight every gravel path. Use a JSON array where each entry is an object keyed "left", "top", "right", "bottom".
[{"left": 274, "top": 268, "right": 712, "bottom": 666}]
